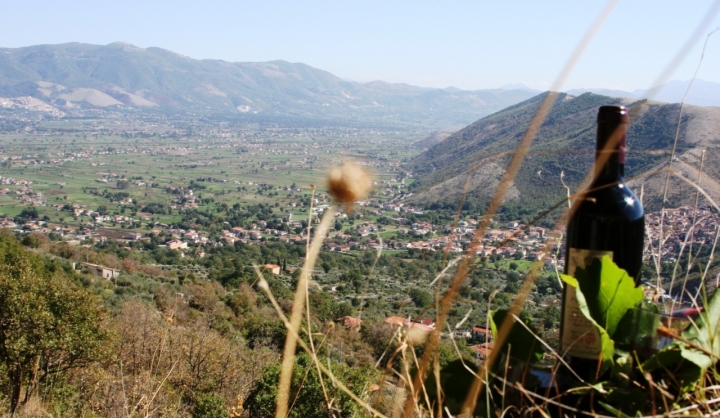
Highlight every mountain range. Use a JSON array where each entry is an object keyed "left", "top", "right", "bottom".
[
  {"left": 566, "top": 79, "right": 720, "bottom": 108},
  {"left": 0, "top": 42, "right": 537, "bottom": 127},
  {"left": 492, "top": 80, "right": 720, "bottom": 108},
  {"left": 405, "top": 92, "right": 720, "bottom": 214}
]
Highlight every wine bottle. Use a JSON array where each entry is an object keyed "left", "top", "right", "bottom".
[{"left": 559, "top": 105, "right": 645, "bottom": 380}]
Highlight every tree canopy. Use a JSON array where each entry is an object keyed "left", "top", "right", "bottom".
[{"left": 0, "top": 237, "right": 108, "bottom": 412}]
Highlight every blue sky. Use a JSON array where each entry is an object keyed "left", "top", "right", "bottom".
[{"left": 2, "top": 0, "right": 719, "bottom": 91}]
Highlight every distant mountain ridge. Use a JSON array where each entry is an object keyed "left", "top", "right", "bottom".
[
  {"left": 566, "top": 79, "right": 720, "bottom": 108},
  {"left": 0, "top": 42, "right": 537, "bottom": 127},
  {"left": 499, "top": 83, "right": 540, "bottom": 93},
  {"left": 405, "top": 92, "right": 720, "bottom": 214}
]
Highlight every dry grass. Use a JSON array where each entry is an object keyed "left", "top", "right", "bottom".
[
  {"left": 3, "top": 6, "right": 719, "bottom": 418},
  {"left": 253, "top": 4, "right": 720, "bottom": 418}
]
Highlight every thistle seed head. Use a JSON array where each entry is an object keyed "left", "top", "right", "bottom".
[{"left": 327, "top": 162, "right": 372, "bottom": 212}]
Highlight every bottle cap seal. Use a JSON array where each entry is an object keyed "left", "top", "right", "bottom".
[{"left": 597, "top": 105, "right": 628, "bottom": 124}]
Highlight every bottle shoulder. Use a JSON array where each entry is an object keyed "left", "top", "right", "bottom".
[{"left": 570, "top": 182, "right": 644, "bottom": 221}]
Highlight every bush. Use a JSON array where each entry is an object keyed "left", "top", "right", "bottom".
[
  {"left": 408, "top": 288, "right": 433, "bottom": 308},
  {"left": 244, "top": 353, "right": 377, "bottom": 418},
  {"left": 0, "top": 236, "right": 108, "bottom": 412},
  {"left": 193, "top": 394, "right": 226, "bottom": 418},
  {"left": 19, "top": 207, "right": 39, "bottom": 219}
]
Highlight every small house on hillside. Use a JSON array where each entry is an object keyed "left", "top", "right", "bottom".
[
  {"left": 264, "top": 264, "right": 281, "bottom": 275},
  {"left": 472, "top": 325, "right": 493, "bottom": 343},
  {"left": 125, "top": 232, "right": 142, "bottom": 241},
  {"left": 470, "top": 342, "right": 494, "bottom": 362},
  {"left": 167, "top": 240, "right": 188, "bottom": 250},
  {"left": 80, "top": 262, "right": 121, "bottom": 280}
]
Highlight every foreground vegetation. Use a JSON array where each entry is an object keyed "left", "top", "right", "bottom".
[
  {"left": 3, "top": 204, "right": 719, "bottom": 417},
  {"left": 1, "top": 81, "right": 719, "bottom": 416},
  {"left": 0, "top": 232, "right": 382, "bottom": 416}
]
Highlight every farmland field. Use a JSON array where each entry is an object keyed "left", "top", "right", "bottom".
[{"left": 0, "top": 117, "right": 420, "bottom": 229}]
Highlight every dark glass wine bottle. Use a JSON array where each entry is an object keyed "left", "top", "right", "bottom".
[{"left": 559, "top": 105, "right": 645, "bottom": 381}]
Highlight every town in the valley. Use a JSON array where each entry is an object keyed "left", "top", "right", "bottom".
[{"left": 1, "top": 95, "right": 718, "bottom": 373}]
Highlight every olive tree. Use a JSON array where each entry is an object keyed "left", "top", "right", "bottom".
[{"left": 0, "top": 237, "right": 108, "bottom": 413}]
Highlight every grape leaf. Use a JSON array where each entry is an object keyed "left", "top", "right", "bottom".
[
  {"left": 570, "top": 256, "right": 645, "bottom": 338},
  {"left": 560, "top": 257, "right": 643, "bottom": 373},
  {"left": 561, "top": 274, "right": 615, "bottom": 373}
]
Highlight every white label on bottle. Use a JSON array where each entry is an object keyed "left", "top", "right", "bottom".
[{"left": 561, "top": 248, "right": 613, "bottom": 360}]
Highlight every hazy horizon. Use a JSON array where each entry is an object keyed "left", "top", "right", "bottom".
[{"left": 2, "top": 1, "right": 720, "bottom": 91}]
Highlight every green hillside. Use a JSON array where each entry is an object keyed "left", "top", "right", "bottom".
[{"left": 405, "top": 92, "right": 720, "bottom": 215}]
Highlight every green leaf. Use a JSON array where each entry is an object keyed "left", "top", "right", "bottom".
[
  {"left": 644, "top": 285, "right": 720, "bottom": 390},
  {"left": 680, "top": 287, "right": 720, "bottom": 365},
  {"left": 571, "top": 256, "right": 645, "bottom": 338},
  {"left": 610, "top": 349, "right": 632, "bottom": 388},
  {"left": 561, "top": 274, "right": 615, "bottom": 373},
  {"left": 598, "top": 400, "right": 634, "bottom": 418},
  {"left": 489, "top": 309, "right": 543, "bottom": 364},
  {"left": 560, "top": 256, "right": 645, "bottom": 374},
  {"left": 614, "top": 301, "right": 660, "bottom": 350},
  {"left": 642, "top": 345, "right": 703, "bottom": 390}
]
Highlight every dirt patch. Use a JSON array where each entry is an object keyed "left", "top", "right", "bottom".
[
  {"left": 95, "top": 229, "right": 133, "bottom": 241},
  {"left": 44, "top": 189, "right": 66, "bottom": 196},
  {"left": 59, "top": 88, "right": 122, "bottom": 107}
]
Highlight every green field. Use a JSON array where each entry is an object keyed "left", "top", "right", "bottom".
[{"left": 0, "top": 124, "right": 420, "bottom": 229}]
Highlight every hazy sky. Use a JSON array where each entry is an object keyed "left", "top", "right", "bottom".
[{"left": 2, "top": 0, "right": 719, "bottom": 91}]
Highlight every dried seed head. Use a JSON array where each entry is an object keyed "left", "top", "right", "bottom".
[
  {"left": 406, "top": 327, "right": 429, "bottom": 344},
  {"left": 327, "top": 162, "right": 372, "bottom": 212}
]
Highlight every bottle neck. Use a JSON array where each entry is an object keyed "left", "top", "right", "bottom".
[{"left": 593, "top": 121, "right": 626, "bottom": 184}]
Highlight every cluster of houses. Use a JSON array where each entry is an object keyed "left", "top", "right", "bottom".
[
  {"left": 319, "top": 209, "right": 559, "bottom": 266},
  {"left": 4, "top": 150, "right": 100, "bottom": 167},
  {"left": 0, "top": 176, "right": 45, "bottom": 206},
  {"left": 218, "top": 223, "right": 301, "bottom": 246},
  {"left": 645, "top": 204, "right": 719, "bottom": 263},
  {"left": 2, "top": 218, "right": 108, "bottom": 245},
  {"left": 0, "top": 141, "right": 224, "bottom": 170},
  {"left": 49, "top": 203, "right": 139, "bottom": 224},
  {"left": 356, "top": 200, "right": 423, "bottom": 215},
  {"left": 0, "top": 176, "right": 33, "bottom": 186},
  {"left": 3, "top": 179, "right": 718, "bottom": 283},
  {"left": 169, "top": 187, "right": 198, "bottom": 210}
]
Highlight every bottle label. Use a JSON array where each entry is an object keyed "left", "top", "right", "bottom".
[{"left": 561, "top": 248, "right": 613, "bottom": 359}]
